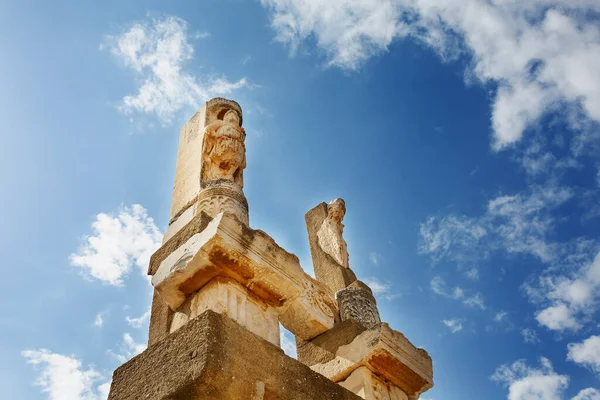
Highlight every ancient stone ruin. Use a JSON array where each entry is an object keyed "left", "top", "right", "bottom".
[{"left": 107, "top": 98, "right": 434, "bottom": 400}]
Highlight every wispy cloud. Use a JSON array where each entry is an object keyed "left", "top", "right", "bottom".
[
  {"left": 430, "top": 276, "right": 486, "bottom": 310},
  {"left": 260, "top": 0, "right": 600, "bottom": 150},
  {"left": 368, "top": 252, "right": 382, "bottom": 266},
  {"left": 104, "top": 15, "right": 252, "bottom": 123},
  {"left": 107, "top": 333, "right": 147, "bottom": 364},
  {"left": 125, "top": 308, "right": 151, "bottom": 329},
  {"left": 442, "top": 318, "right": 464, "bottom": 334},
  {"left": 363, "top": 276, "right": 402, "bottom": 301},
  {"left": 22, "top": 349, "right": 110, "bottom": 400},
  {"left": 521, "top": 328, "right": 540, "bottom": 345},
  {"left": 70, "top": 204, "right": 161, "bottom": 286}
]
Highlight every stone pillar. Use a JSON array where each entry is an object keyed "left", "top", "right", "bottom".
[
  {"left": 165, "top": 97, "right": 248, "bottom": 244},
  {"left": 305, "top": 199, "right": 357, "bottom": 293}
]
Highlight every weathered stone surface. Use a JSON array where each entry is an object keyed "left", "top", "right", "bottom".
[
  {"left": 168, "top": 98, "right": 246, "bottom": 241},
  {"left": 169, "top": 277, "right": 280, "bottom": 347},
  {"left": 311, "top": 324, "right": 433, "bottom": 397},
  {"left": 306, "top": 202, "right": 357, "bottom": 293},
  {"left": 148, "top": 289, "right": 173, "bottom": 347},
  {"left": 336, "top": 282, "right": 381, "bottom": 330},
  {"left": 296, "top": 319, "right": 367, "bottom": 367},
  {"left": 149, "top": 211, "right": 213, "bottom": 276},
  {"left": 152, "top": 212, "right": 337, "bottom": 340},
  {"left": 108, "top": 310, "right": 361, "bottom": 400},
  {"left": 339, "top": 367, "right": 408, "bottom": 400}
]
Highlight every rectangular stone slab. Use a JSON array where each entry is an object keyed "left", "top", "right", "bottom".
[
  {"left": 311, "top": 323, "right": 434, "bottom": 397},
  {"left": 152, "top": 212, "right": 336, "bottom": 340},
  {"left": 107, "top": 310, "right": 361, "bottom": 400}
]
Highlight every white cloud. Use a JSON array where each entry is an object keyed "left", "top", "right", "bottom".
[
  {"left": 527, "top": 250, "right": 600, "bottom": 332},
  {"left": 521, "top": 328, "right": 540, "bottom": 345},
  {"left": 125, "top": 308, "right": 151, "bottom": 329},
  {"left": 22, "top": 349, "right": 110, "bottom": 400},
  {"left": 491, "top": 357, "right": 569, "bottom": 400},
  {"left": 70, "top": 204, "right": 162, "bottom": 286},
  {"left": 430, "top": 276, "right": 486, "bottom": 310},
  {"left": 93, "top": 313, "right": 104, "bottom": 328},
  {"left": 108, "top": 333, "right": 147, "bottom": 364},
  {"left": 443, "top": 318, "right": 464, "bottom": 333},
  {"left": 572, "top": 388, "right": 600, "bottom": 400},
  {"left": 535, "top": 304, "right": 581, "bottom": 332},
  {"left": 104, "top": 15, "right": 251, "bottom": 123},
  {"left": 420, "top": 185, "right": 572, "bottom": 268},
  {"left": 260, "top": 0, "right": 600, "bottom": 149},
  {"left": 567, "top": 335, "right": 600, "bottom": 374}
]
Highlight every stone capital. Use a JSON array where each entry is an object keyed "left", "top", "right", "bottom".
[{"left": 152, "top": 212, "right": 337, "bottom": 340}]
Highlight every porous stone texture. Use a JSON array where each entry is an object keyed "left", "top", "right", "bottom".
[
  {"left": 108, "top": 310, "right": 361, "bottom": 400},
  {"left": 339, "top": 367, "right": 408, "bottom": 400},
  {"left": 306, "top": 202, "right": 357, "bottom": 293},
  {"left": 152, "top": 211, "right": 337, "bottom": 340},
  {"left": 311, "top": 324, "right": 434, "bottom": 397},
  {"left": 336, "top": 282, "right": 381, "bottom": 330},
  {"left": 169, "top": 277, "right": 280, "bottom": 347}
]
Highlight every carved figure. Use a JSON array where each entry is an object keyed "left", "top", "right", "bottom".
[
  {"left": 202, "top": 109, "right": 246, "bottom": 187},
  {"left": 317, "top": 198, "right": 349, "bottom": 269}
]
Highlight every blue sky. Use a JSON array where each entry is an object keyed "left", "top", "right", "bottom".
[{"left": 1, "top": 0, "right": 600, "bottom": 399}]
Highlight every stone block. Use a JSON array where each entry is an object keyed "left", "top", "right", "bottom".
[
  {"left": 169, "top": 277, "right": 280, "bottom": 347},
  {"left": 296, "top": 319, "right": 367, "bottom": 367},
  {"left": 152, "top": 212, "right": 337, "bottom": 340},
  {"left": 311, "top": 324, "right": 433, "bottom": 397},
  {"left": 107, "top": 310, "right": 361, "bottom": 400}
]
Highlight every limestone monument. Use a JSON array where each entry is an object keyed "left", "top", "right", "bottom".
[{"left": 107, "top": 98, "right": 434, "bottom": 400}]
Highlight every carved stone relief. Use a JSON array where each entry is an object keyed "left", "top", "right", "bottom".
[
  {"left": 336, "top": 286, "right": 381, "bottom": 330},
  {"left": 317, "top": 198, "right": 350, "bottom": 269}
]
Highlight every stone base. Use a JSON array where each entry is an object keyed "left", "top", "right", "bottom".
[{"left": 108, "top": 310, "right": 361, "bottom": 400}]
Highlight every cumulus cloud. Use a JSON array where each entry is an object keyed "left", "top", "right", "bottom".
[
  {"left": 430, "top": 276, "right": 486, "bottom": 310},
  {"left": 70, "top": 204, "right": 162, "bottom": 286},
  {"left": 22, "top": 349, "right": 110, "bottom": 400},
  {"left": 526, "top": 250, "right": 600, "bottom": 332},
  {"left": 491, "top": 357, "right": 569, "bottom": 400},
  {"left": 442, "top": 318, "right": 464, "bottom": 333},
  {"left": 104, "top": 15, "right": 251, "bottom": 123},
  {"left": 260, "top": 0, "right": 600, "bottom": 149},
  {"left": 567, "top": 335, "right": 600, "bottom": 374}
]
